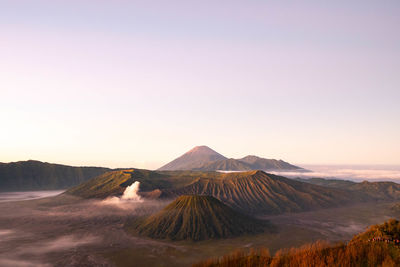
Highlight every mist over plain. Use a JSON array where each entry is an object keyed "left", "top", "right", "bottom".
[{"left": 0, "top": 181, "right": 171, "bottom": 266}]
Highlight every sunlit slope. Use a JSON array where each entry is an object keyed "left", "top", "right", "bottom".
[
  {"left": 66, "top": 169, "right": 197, "bottom": 198},
  {"left": 67, "top": 170, "right": 133, "bottom": 198},
  {"left": 351, "top": 219, "right": 400, "bottom": 243},
  {"left": 162, "top": 171, "right": 358, "bottom": 214},
  {"left": 133, "top": 195, "right": 266, "bottom": 241},
  {"left": 195, "top": 219, "right": 400, "bottom": 267}
]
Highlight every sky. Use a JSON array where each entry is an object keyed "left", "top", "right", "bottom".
[{"left": 1, "top": 0, "right": 399, "bottom": 169}]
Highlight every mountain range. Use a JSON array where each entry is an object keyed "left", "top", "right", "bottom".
[
  {"left": 0, "top": 160, "right": 111, "bottom": 191},
  {"left": 158, "top": 145, "right": 305, "bottom": 172},
  {"left": 297, "top": 177, "right": 400, "bottom": 200},
  {"left": 67, "top": 168, "right": 400, "bottom": 215},
  {"left": 0, "top": 146, "right": 304, "bottom": 191}
]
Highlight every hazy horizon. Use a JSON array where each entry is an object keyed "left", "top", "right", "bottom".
[
  {"left": 1, "top": 1, "right": 399, "bottom": 168},
  {"left": 2, "top": 154, "right": 400, "bottom": 171},
  {"left": 3, "top": 157, "right": 400, "bottom": 183}
]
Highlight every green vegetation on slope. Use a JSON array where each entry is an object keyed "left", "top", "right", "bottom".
[
  {"left": 66, "top": 169, "right": 197, "bottom": 198},
  {"left": 130, "top": 195, "right": 267, "bottom": 241},
  {"left": 194, "top": 220, "right": 400, "bottom": 267},
  {"left": 66, "top": 170, "right": 133, "bottom": 198},
  {"left": 0, "top": 160, "right": 110, "bottom": 191}
]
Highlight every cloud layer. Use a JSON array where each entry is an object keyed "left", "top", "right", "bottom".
[{"left": 273, "top": 166, "right": 400, "bottom": 182}]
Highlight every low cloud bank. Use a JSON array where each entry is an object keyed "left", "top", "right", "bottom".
[
  {"left": 0, "top": 232, "right": 99, "bottom": 267},
  {"left": 0, "top": 229, "right": 14, "bottom": 236},
  {"left": 0, "top": 184, "right": 170, "bottom": 267},
  {"left": 271, "top": 165, "right": 400, "bottom": 182},
  {"left": 0, "top": 258, "right": 50, "bottom": 267},
  {"left": 0, "top": 190, "right": 64, "bottom": 203},
  {"left": 23, "top": 235, "right": 100, "bottom": 254}
]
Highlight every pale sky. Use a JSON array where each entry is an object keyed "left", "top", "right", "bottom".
[{"left": 1, "top": 0, "right": 399, "bottom": 169}]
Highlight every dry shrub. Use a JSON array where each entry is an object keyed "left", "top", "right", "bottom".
[{"left": 194, "top": 240, "right": 400, "bottom": 267}]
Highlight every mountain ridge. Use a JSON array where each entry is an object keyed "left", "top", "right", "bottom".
[
  {"left": 66, "top": 169, "right": 400, "bottom": 215},
  {"left": 0, "top": 160, "right": 111, "bottom": 191},
  {"left": 160, "top": 170, "right": 359, "bottom": 214},
  {"left": 158, "top": 146, "right": 305, "bottom": 172}
]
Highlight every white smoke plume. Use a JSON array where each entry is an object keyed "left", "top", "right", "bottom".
[
  {"left": 102, "top": 181, "right": 143, "bottom": 205},
  {"left": 121, "top": 181, "right": 142, "bottom": 201}
]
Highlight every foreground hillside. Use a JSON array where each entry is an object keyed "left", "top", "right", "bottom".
[
  {"left": 351, "top": 219, "right": 400, "bottom": 243},
  {"left": 66, "top": 169, "right": 389, "bottom": 215},
  {"left": 0, "top": 160, "right": 110, "bottom": 191},
  {"left": 194, "top": 220, "right": 400, "bottom": 267},
  {"left": 131, "top": 195, "right": 266, "bottom": 241}
]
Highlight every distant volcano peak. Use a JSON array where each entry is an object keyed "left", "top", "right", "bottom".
[
  {"left": 157, "top": 145, "right": 305, "bottom": 172},
  {"left": 187, "top": 145, "right": 219, "bottom": 154},
  {"left": 157, "top": 146, "right": 227, "bottom": 171}
]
